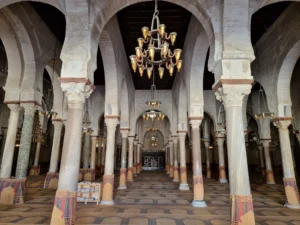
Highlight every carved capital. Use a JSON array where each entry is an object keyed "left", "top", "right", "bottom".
[
  {"left": 61, "top": 82, "right": 93, "bottom": 108},
  {"left": 215, "top": 84, "right": 251, "bottom": 107},
  {"left": 20, "top": 103, "right": 37, "bottom": 116},
  {"left": 105, "top": 118, "right": 119, "bottom": 130},
  {"left": 172, "top": 136, "right": 178, "bottom": 144},
  {"left": 216, "top": 137, "right": 225, "bottom": 146},
  {"left": 178, "top": 132, "right": 186, "bottom": 140},
  {"left": 120, "top": 130, "right": 129, "bottom": 138},
  {"left": 273, "top": 120, "right": 291, "bottom": 129},
  {"left": 189, "top": 119, "right": 202, "bottom": 129},
  {"left": 52, "top": 120, "right": 63, "bottom": 130},
  {"left": 7, "top": 104, "right": 21, "bottom": 112}
]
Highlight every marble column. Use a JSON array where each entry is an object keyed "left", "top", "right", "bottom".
[
  {"left": 257, "top": 144, "right": 266, "bottom": 177},
  {"left": 118, "top": 129, "right": 128, "bottom": 189},
  {"left": 90, "top": 136, "right": 97, "bottom": 169},
  {"left": 0, "top": 104, "right": 21, "bottom": 178},
  {"left": 169, "top": 140, "right": 174, "bottom": 178},
  {"left": 165, "top": 145, "right": 170, "bottom": 174},
  {"left": 137, "top": 143, "right": 141, "bottom": 173},
  {"left": 101, "top": 118, "right": 119, "bottom": 205},
  {"left": 96, "top": 138, "right": 102, "bottom": 169},
  {"left": 261, "top": 140, "right": 275, "bottom": 184},
  {"left": 50, "top": 82, "right": 92, "bottom": 225},
  {"left": 101, "top": 138, "right": 106, "bottom": 173},
  {"left": 15, "top": 103, "right": 36, "bottom": 179},
  {"left": 127, "top": 136, "right": 134, "bottom": 181},
  {"left": 215, "top": 85, "right": 255, "bottom": 224},
  {"left": 216, "top": 136, "right": 228, "bottom": 183},
  {"left": 83, "top": 130, "right": 91, "bottom": 169},
  {"left": 275, "top": 119, "right": 300, "bottom": 208},
  {"left": 203, "top": 141, "right": 211, "bottom": 179},
  {"left": 178, "top": 132, "right": 189, "bottom": 190},
  {"left": 190, "top": 120, "right": 206, "bottom": 207},
  {"left": 172, "top": 136, "right": 179, "bottom": 182},
  {"left": 133, "top": 140, "right": 138, "bottom": 176}
]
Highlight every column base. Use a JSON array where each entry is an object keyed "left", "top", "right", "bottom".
[
  {"left": 206, "top": 167, "right": 211, "bottom": 179},
  {"left": 172, "top": 179, "right": 179, "bottom": 182},
  {"left": 219, "top": 178, "right": 228, "bottom": 184},
  {"left": 44, "top": 172, "right": 59, "bottom": 189},
  {"left": 267, "top": 181, "right": 276, "bottom": 185},
  {"left": 29, "top": 165, "right": 40, "bottom": 176},
  {"left": 50, "top": 190, "right": 76, "bottom": 225},
  {"left": 179, "top": 183, "right": 189, "bottom": 191},
  {"left": 119, "top": 168, "right": 127, "bottom": 188},
  {"left": 117, "top": 185, "right": 127, "bottom": 190},
  {"left": 78, "top": 168, "right": 95, "bottom": 182},
  {"left": 169, "top": 165, "right": 174, "bottom": 178},
  {"left": 284, "top": 203, "right": 300, "bottom": 209},
  {"left": 100, "top": 200, "right": 115, "bottom": 205},
  {"left": 283, "top": 177, "right": 300, "bottom": 205},
  {"left": 266, "top": 170, "right": 276, "bottom": 184},
  {"left": 192, "top": 200, "right": 207, "bottom": 207},
  {"left": 102, "top": 175, "right": 114, "bottom": 203},
  {"left": 0, "top": 178, "right": 26, "bottom": 204},
  {"left": 230, "top": 195, "right": 255, "bottom": 225},
  {"left": 127, "top": 167, "right": 133, "bottom": 181}
]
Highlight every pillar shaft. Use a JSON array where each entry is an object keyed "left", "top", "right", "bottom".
[
  {"left": 276, "top": 120, "right": 300, "bottom": 207},
  {"left": 137, "top": 143, "right": 141, "bottom": 173},
  {"left": 118, "top": 130, "right": 128, "bottom": 189},
  {"left": 169, "top": 141, "right": 174, "bottom": 177},
  {"left": 172, "top": 136, "right": 179, "bottom": 182},
  {"left": 165, "top": 145, "right": 169, "bottom": 173},
  {"left": 15, "top": 104, "right": 36, "bottom": 179},
  {"left": 49, "top": 121, "right": 63, "bottom": 172},
  {"left": 261, "top": 140, "right": 275, "bottom": 184},
  {"left": 133, "top": 141, "right": 137, "bottom": 175},
  {"left": 0, "top": 104, "right": 21, "bottom": 178},
  {"left": 90, "top": 136, "right": 97, "bottom": 169},
  {"left": 216, "top": 85, "right": 255, "bottom": 224},
  {"left": 96, "top": 141, "right": 101, "bottom": 168},
  {"left": 127, "top": 136, "right": 134, "bottom": 181},
  {"left": 216, "top": 136, "right": 227, "bottom": 183},
  {"left": 178, "top": 132, "right": 189, "bottom": 190},
  {"left": 190, "top": 120, "right": 206, "bottom": 207},
  {"left": 83, "top": 132, "right": 91, "bottom": 168},
  {"left": 33, "top": 142, "right": 42, "bottom": 166},
  {"left": 257, "top": 145, "right": 266, "bottom": 176},
  {"left": 101, "top": 141, "right": 106, "bottom": 173},
  {"left": 203, "top": 141, "right": 211, "bottom": 178}
]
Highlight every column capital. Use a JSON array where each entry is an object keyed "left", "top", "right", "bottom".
[
  {"left": 261, "top": 139, "right": 271, "bottom": 147},
  {"left": 7, "top": 104, "right": 21, "bottom": 112},
  {"left": 52, "top": 120, "right": 63, "bottom": 129},
  {"left": 189, "top": 119, "right": 202, "bottom": 129},
  {"left": 61, "top": 82, "right": 94, "bottom": 107},
  {"left": 20, "top": 103, "right": 37, "bottom": 116},
  {"left": 105, "top": 118, "right": 119, "bottom": 129},
  {"left": 172, "top": 136, "right": 178, "bottom": 143},
  {"left": 120, "top": 130, "right": 129, "bottom": 138},
  {"left": 272, "top": 117, "right": 292, "bottom": 129},
  {"left": 128, "top": 136, "right": 135, "bottom": 142},
  {"left": 215, "top": 84, "right": 251, "bottom": 107},
  {"left": 178, "top": 132, "right": 186, "bottom": 139},
  {"left": 216, "top": 137, "right": 225, "bottom": 145}
]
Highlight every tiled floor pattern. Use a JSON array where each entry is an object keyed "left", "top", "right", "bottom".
[{"left": 0, "top": 171, "right": 299, "bottom": 224}]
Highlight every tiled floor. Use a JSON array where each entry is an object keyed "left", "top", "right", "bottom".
[{"left": 0, "top": 171, "right": 299, "bottom": 224}]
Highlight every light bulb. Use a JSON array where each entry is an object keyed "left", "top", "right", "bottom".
[
  {"left": 147, "top": 67, "right": 152, "bottom": 79},
  {"left": 137, "top": 38, "right": 144, "bottom": 48},
  {"left": 130, "top": 55, "right": 137, "bottom": 72},
  {"left": 142, "top": 27, "right": 149, "bottom": 40},
  {"left": 161, "top": 42, "right": 169, "bottom": 58},
  {"left": 169, "top": 32, "right": 177, "bottom": 45},
  {"left": 174, "top": 49, "right": 182, "bottom": 62},
  {"left": 158, "top": 24, "right": 166, "bottom": 38},
  {"left": 138, "top": 66, "right": 144, "bottom": 77},
  {"left": 148, "top": 45, "right": 155, "bottom": 60},
  {"left": 169, "top": 64, "right": 174, "bottom": 76},
  {"left": 135, "top": 47, "right": 142, "bottom": 58},
  {"left": 158, "top": 67, "right": 164, "bottom": 79},
  {"left": 176, "top": 60, "right": 183, "bottom": 72}
]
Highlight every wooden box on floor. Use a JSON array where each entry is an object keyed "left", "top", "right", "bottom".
[{"left": 77, "top": 182, "right": 101, "bottom": 205}]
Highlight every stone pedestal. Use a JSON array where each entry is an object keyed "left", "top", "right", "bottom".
[
  {"left": 275, "top": 119, "right": 300, "bottom": 208},
  {"left": 178, "top": 132, "right": 189, "bottom": 191},
  {"left": 216, "top": 136, "right": 228, "bottom": 183},
  {"left": 15, "top": 103, "right": 36, "bottom": 179},
  {"left": 172, "top": 136, "right": 179, "bottom": 182},
  {"left": 78, "top": 168, "right": 95, "bottom": 181},
  {"left": 101, "top": 118, "right": 119, "bottom": 205},
  {"left": 44, "top": 172, "right": 59, "bottom": 189},
  {"left": 190, "top": 120, "right": 206, "bottom": 207},
  {"left": 29, "top": 165, "right": 40, "bottom": 176},
  {"left": 0, "top": 104, "right": 21, "bottom": 178},
  {"left": 215, "top": 84, "right": 255, "bottom": 224},
  {"left": 118, "top": 130, "right": 128, "bottom": 189},
  {"left": 0, "top": 178, "right": 26, "bottom": 204}
]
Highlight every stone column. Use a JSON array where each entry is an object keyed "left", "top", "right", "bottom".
[
  {"left": 257, "top": 144, "right": 266, "bottom": 177},
  {"left": 15, "top": 103, "right": 36, "bottom": 179},
  {"left": 169, "top": 140, "right": 174, "bottom": 178},
  {"left": 261, "top": 140, "right": 275, "bottom": 184},
  {"left": 203, "top": 141, "right": 211, "bottom": 179},
  {"left": 133, "top": 140, "right": 138, "bottom": 176},
  {"left": 216, "top": 136, "right": 228, "bottom": 183},
  {"left": 215, "top": 84, "right": 255, "bottom": 224},
  {"left": 275, "top": 119, "right": 300, "bottom": 208},
  {"left": 172, "top": 136, "right": 179, "bottom": 182},
  {"left": 100, "top": 138, "right": 106, "bottom": 174},
  {"left": 90, "top": 136, "right": 97, "bottom": 169},
  {"left": 127, "top": 136, "right": 134, "bottom": 181},
  {"left": 96, "top": 138, "right": 102, "bottom": 169},
  {"left": 165, "top": 145, "right": 169, "bottom": 174},
  {"left": 50, "top": 82, "right": 92, "bottom": 225},
  {"left": 83, "top": 130, "right": 91, "bottom": 169},
  {"left": 137, "top": 143, "right": 141, "bottom": 173},
  {"left": 101, "top": 118, "right": 119, "bottom": 205},
  {"left": 33, "top": 142, "right": 42, "bottom": 166},
  {"left": 0, "top": 104, "right": 21, "bottom": 178},
  {"left": 190, "top": 120, "right": 206, "bottom": 207},
  {"left": 118, "top": 129, "right": 128, "bottom": 189},
  {"left": 178, "top": 132, "right": 189, "bottom": 190}
]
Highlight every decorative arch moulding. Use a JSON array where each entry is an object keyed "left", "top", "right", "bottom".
[
  {"left": 58, "top": 78, "right": 96, "bottom": 90},
  {"left": 212, "top": 79, "right": 254, "bottom": 92}
]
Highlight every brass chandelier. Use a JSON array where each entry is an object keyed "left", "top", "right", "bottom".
[
  {"left": 129, "top": 0, "right": 183, "bottom": 79},
  {"left": 254, "top": 85, "right": 274, "bottom": 120}
]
